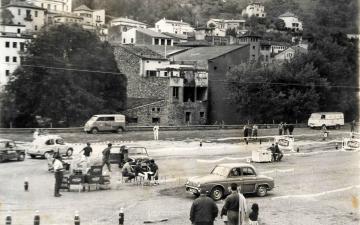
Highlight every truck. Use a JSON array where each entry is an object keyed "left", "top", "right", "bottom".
[{"left": 308, "top": 112, "right": 344, "bottom": 129}]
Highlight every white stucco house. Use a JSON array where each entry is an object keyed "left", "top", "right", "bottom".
[
  {"left": 242, "top": 2, "right": 266, "bottom": 18},
  {"left": 278, "top": 12, "right": 303, "bottom": 32},
  {"left": 155, "top": 18, "right": 194, "bottom": 36}
]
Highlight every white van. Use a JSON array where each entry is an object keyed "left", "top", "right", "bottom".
[
  {"left": 84, "top": 114, "right": 126, "bottom": 134},
  {"left": 308, "top": 112, "right": 344, "bottom": 129}
]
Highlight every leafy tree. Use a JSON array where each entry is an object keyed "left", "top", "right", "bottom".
[
  {"left": 274, "top": 18, "right": 285, "bottom": 30},
  {"left": 0, "top": 9, "right": 14, "bottom": 24},
  {"left": 226, "top": 57, "right": 328, "bottom": 123},
  {"left": 1, "top": 24, "right": 127, "bottom": 127},
  {"left": 225, "top": 28, "right": 236, "bottom": 37}
]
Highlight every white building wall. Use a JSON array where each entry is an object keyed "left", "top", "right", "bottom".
[
  {"left": 155, "top": 19, "right": 194, "bottom": 35},
  {"left": 274, "top": 48, "right": 295, "bottom": 61},
  {"left": 30, "top": 0, "right": 72, "bottom": 13},
  {"left": 242, "top": 3, "right": 266, "bottom": 18},
  {"left": 121, "top": 28, "right": 137, "bottom": 44},
  {"left": 92, "top": 9, "right": 105, "bottom": 27},
  {"left": 279, "top": 16, "right": 303, "bottom": 31},
  {"left": 140, "top": 59, "right": 170, "bottom": 76},
  {"left": 7, "top": 6, "right": 46, "bottom": 32}
]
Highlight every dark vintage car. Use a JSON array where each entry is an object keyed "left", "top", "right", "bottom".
[
  {"left": 109, "top": 145, "right": 150, "bottom": 167},
  {"left": 185, "top": 163, "right": 274, "bottom": 201},
  {"left": 0, "top": 139, "right": 26, "bottom": 162}
]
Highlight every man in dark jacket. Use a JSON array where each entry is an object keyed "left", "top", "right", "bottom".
[
  {"left": 102, "top": 143, "right": 112, "bottom": 172},
  {"left": 221, "top": 183, "right": 247, "bottom": 225},
  {"left": 190, "top": 189, "right": 218, "bottom": 225}
]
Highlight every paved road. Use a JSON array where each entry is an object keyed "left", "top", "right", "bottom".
[{"left": 0, "top": 130, "right": 359, "bottom": 224}]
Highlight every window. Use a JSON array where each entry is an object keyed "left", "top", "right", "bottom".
[
  {"left": 131, "top": 38, "right": 134, "bottom": 43},
  {"left": 123, "top": 38, "right": 125, "bottom": 43},
  {"left": 252, "top": 46, "right": 255, "bottom": 49},
  {"left": 128, "top": 117, "right": 138, "bottom": 123},
  {"left": 230, "top": 168, "right": 241, "bottom": 177},
  {"left": 200, "top": 112, "right": 205, "bottom": 118},
  {"left": 157, "top": 108, "right": 160, "bottom": 112},
  {"left": 45, "top": 139, "right": 55, "bottom": 145},
  {"left": 13, "top": 57, "right": 17, "bottom": 62},
  {"left": 18, "top": 9, "right": 21, "bottom": 15},
  {"left": 185, "top": 112, "right": 191, "bottom": 122},
  {"left": 167, "top": 39, "right": 171, "bottom": 45},
  {"left": 152, "top": 108, "right": 155, "bottom": 112},
  {"left": 17, "top": 29, "right": 21, "bottom": 34},
  {"left": 152, "top": 117, "right": 160, "bottom": 123},
  {"left": 321, "top": 115, "right": 326, "bottom": 119},
  {"left": 35, "top": 11, "right": 38, "bottom": 17},
  {"left": 105, "top": 117, "right": 115, "bottom": 121},
  {"left": 5, "top": 42, "right": 10, "bottom": 48},
  {"left": 154, "top": 39, "right": 159, "bottom": 45},
  {"left": 20, "top": 43, "right": 25, "bottom": 51},
  {"left": 242, "top": 167, "right": 255, "bottom": 176},
  {"left": 13, "top": 42, "right": 17, "bottom": 48},
  {"left": 5, "top": 56, "right": 9, "bottom": 62},
  {"left": 35, "top": 25, "right": 38, "bottom": 31},
  {"left": 146, "top": 70, "right": 157, "bottom": 77},
  {"left": 213, "top": 66, "right": 217, "bottom": 70},
  {"left": 5, "top": 70, "right": 10, "bottom": 76},
  {"left": 173, "top": 87, "right": 179, "bottom": 99},
  {"left": 164, "top": 72, "right": 168, "bottom": 77},
  {"left": 47, "top": 4, "right": 50, "bottom": 9}
]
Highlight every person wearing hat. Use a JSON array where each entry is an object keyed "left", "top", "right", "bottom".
[
  {"left": 80, "top": 142, "right": 93, "bottom": 158},
  {"left": 190, "top": 189, "right": 218, "bottom": 225},
  {"left": 53, "top": 153, "right": 64, "bottom": 197},
  {"left": 102, "top": 143, "right": 112, "bottom": 172}
]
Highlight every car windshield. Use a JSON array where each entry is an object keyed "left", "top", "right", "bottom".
[
  {"left": 88, "top": 116, "right": 98, "bottom": 122},
  {"left": 128, "top": 147, "right": 147, "bottom": 155},
  {"left": 211, "top": 166, "right": 229, "bottom": 177},
  {"left": 0, "top": 141, "right": 15, "bottom": 148}
]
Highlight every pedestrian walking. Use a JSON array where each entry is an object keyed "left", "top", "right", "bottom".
[
  {"left": 102, "top": 143, "right": 112, "bottom": 172},
  {"left": 80, "top": 142, "right": 92, "bottom": 158},
  {"left": 153, "top": 123, "right": 159, "bottom": 140},
  {"left": 221, "top": 183, "right": 247, "bottom": 225},
  {"left": 351, "top": 120, "right": 356, "bottom": 132},
  {"left": 190, "top": 189, "right": 218, "bottom": 225},
  {"left": 288, "top": 124, "right": 294, "bottom": 135},
  {"left": 278, "top": 122, "right": 284, "bottom": 135},
  {"left": 243, "top": 125, "right": 249, "bottom": 143},
  {"left": 248, "top": 203, "right": 259, "bottom": 225},
  {"left": 53, "top": 153, "right": 64, "bottom": 197},
  {"left": 252, "top": 124, "right": 258, "bottom": 139}
]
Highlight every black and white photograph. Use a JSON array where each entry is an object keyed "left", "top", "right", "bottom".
[{"left": 0, "top": 0, "right": 359, "bottom": 224}]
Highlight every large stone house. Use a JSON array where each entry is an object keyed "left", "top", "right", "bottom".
[
  {"left": 242, "top": 1, "right": 266, "bottom": 18},
  {"left": 172, "top": 45, "right": 250, "bottom": 124},
  {"left": 112, "top": 45, "right": 208, "bottom": 126}
]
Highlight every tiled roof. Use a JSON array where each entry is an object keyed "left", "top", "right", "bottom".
[
  {"left": 114, "top": 45, "right": 166, "bottom": 60},
  {"left": 173, "top": 45, "right": 247, "bottom": 68},
  {"left": 145, "top": 45, "right": 190, "bottom": 57},
  {"left": 279, "top": 12, "right": 297, "bottom": 18},
  {"left": 136, "top": 28, "right": 172, "bottom": 39},
  {"left": 5, "top": 1, "right": 45, "bottom": 10},
  {"left": 158, "top": 18, "right": 190, "bottom": 26},
  {"left": 176, "top": 40, "right": 211, "bottom": 47},
  {"left": 73, "top": 4, "right": 93, "bottom": 12},
  {"left": 111, "top": 17, "right": 147, "bottom": 26}
]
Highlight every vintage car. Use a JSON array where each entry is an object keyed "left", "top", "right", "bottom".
[
  {"left": 109, "top": 145, "right": 150, "bottom": 167},
  {"left": 27, "top": 135, "right": 74, "bottom": 159},
  {"left": 185, "top": 163, "right": 274, "bottom": 201},
  {"left": 0, "top": 139, "right": 26, "bottom": 162}
]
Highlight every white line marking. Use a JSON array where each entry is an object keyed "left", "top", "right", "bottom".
[
  {"left": 272, "top": 185, "right": 360, "bottom": 200},
  {"left": 197, "top": 156, "right": 250, "bottom": 163},
  {"left": 260, "top": 168, "right": 295, "bottom": 174}
]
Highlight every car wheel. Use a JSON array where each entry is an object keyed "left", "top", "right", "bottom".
[
  {"left": 91, "top": 128, "right": 99, "bottom": 134},
  {"left": 30, "top": 154, "right": 36, "bottom": 159},
  {"left": 210, "top": 186, "right": 224, "bottom": 201},
  {"left": 17, "top": 154, "right": 25, "bottom": 161},
  {"left": 44, "top": 152, "right": 52, "bottom": 159},
  {"left": 66, "top": 148, "right": 73, "bottom": 157},
  {"left": 117, "top": 127, "right": 124, "bottom": 133},
  {"left": 256, "top": 185, "right": 268, "bottom": 197}
]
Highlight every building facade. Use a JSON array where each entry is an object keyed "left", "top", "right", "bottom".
[
  {"left": 5, "top": 1, "right": 46, "bottom": 32},
  {"left": 154, "top": 18, "right": 194, "bottom": 36},
  {"left": 206, "top": 18, "right": 246, "bottom": 37},
  {"left": 121, "top": 28, "right": 173, "bottom": 46},
  {"left": 242, "top": 2, "right": 266, "bottom": 18},
  {"left": 0, "top": 24, "right": 32, "bottom": 87},
  {"left": 112, "top": 45, "right": 208, "bottom": 126},
  {"left": 278, "top": 12, "right": 303, "bottom": 32},
  {"left": 72, "top": 5, "right": 105, "bottom": 28},
  {"left": 237, "top": 33, "right": 261, "bottom": 62},
  {"left": 30, "top": 0, "right": 72, "bottom": 13},
  {"left": 273, "top": 46, "right": 307, "bottom": 62},
  {"left": 110, "top": 17, "right": 147, "bottom": 32}
]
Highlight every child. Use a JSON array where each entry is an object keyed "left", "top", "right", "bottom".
[{"left": 248, "top": 203, "right": 259, "bottom": 225}]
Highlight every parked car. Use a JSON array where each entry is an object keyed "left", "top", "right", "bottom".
[
  {"left": 84, "top": 114, "right": 126, "bottom": 134},
  {"left": 185, "top": 163, "right": 274, "bottom": 201},
  {"left": 109, "top": 145, "right": 150, "bottom": 167},
  {"left": 308, "top": 112, "right": 344, "bottom": 129},
  {"left": 27, "top": 135, "right": 74, "bottom": 159},
  {"left": 0, "top": 139, "right": 26, "bottom": 162}
]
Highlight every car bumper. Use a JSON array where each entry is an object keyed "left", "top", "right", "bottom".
[{"left": 185, "top": 185, "right": 200, "bottom": 194}]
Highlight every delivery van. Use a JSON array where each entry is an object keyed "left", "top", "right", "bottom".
[
  {"left": 84, "top": 114, "right": 126, "bottom": 134},
  {"left": 307, "top": 112, "right": 344, "bottom": 129}
]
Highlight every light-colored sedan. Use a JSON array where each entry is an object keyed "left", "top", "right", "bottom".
[
  {"left": 27, "top": 135, "right": 74, "bottom": 159},
  {"left": 185, "top": 163, "right": 274, "bottom": 201}
]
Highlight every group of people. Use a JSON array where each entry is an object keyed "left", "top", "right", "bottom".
[
  {"left": 278, "top": 122, "right": 294, "bottom": 136},
  {"left": 243, "top": 124, "right": 259, "bottom": 140},
  {"left": 122, "top": 158, "right": 159, "bottom": 185},
  {"left": 268, "top": 143, "right": 283, "bottom": 162},
  {"left": 190, "top": 183, "right": 259, "bottom": 225}
]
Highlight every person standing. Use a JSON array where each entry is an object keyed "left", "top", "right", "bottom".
[
  {"left": 148, "top": 159, "right": 159, "bottom": 185},
  {"left": 33, "top": 129, "right": 40, "bottom": 139},
  {"left": 252, "top": 124, "right": 258, "bottom": 139},
  {"left": 80, "top": 142, "right": 92, "bottom": 159},
  {"left": 288, "top": 124, "right": 294, "bottom": 135},
  {"left": 274, "top": 143, "right": 283, "bottom": 161},
  {"left": 190, "top": 189, "right": 218, "bottom": 225},
  {"left": 283, "top": 122, "right": 288, "bottom": 135},
  {"left": 53, "top": 153, "right": 64, "bottom": 197},
  {"left": 278, "top": 122, "right": 284, "bottom": 135},
  {"left": 243, "top": 125, "right": 249, "bottom": 143},
  {"left": 153, "top": 124, "right": 159, "bottom": 140},
  {"left": 221, "top": 183, "right": 247, "bottom": 225},
  {"left": 351, "top": 120, "right": 356, "bottom": 132},
  {"left": 248, "top": 203, "right": 259, "bottom": 225},
  {"left": 102, "top": 143, "right": 112, "bottom": 172}
]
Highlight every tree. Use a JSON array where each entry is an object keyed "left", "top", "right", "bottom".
[
  {"left": 1, "top": 24, "right": 127, "bottom": 127},
  {"left": 225, "top": 28, "right": 236, "bottom": 37},
  {"left": 1, "top": 9, "right": 14, "bottom": 24},
  {"left": 274, "top": 18, "right": 285, "bottom": 30},
  {"left": 226, "top": 57, "right": 328, "bottom": 123}
]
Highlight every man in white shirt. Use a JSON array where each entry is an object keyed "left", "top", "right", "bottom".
[
  {"left": 53, "top": 154, "right": 64, "bottom": 197},
  {"left": 153, "top": 124, "right": 159, "bottom": 140}
]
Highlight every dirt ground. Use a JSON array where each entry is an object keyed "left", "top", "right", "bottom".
[{"left": 0, "top": 128, "right": 359, "bottom": 225}]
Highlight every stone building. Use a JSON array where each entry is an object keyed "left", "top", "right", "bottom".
[
  {"left": 173, "top": 45, "right": 250, "bottom": 124},
  {"left": 112, "top": 45, "right": 208, "bottom": 126}
]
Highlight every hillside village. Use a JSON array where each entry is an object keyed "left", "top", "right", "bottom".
[{"left": 0, "top": 0, "right": 358, "bottom": 127}]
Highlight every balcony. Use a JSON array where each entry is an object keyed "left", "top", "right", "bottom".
[{"left": 24, "top": 15, "right": 33, "bottom": 21}]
